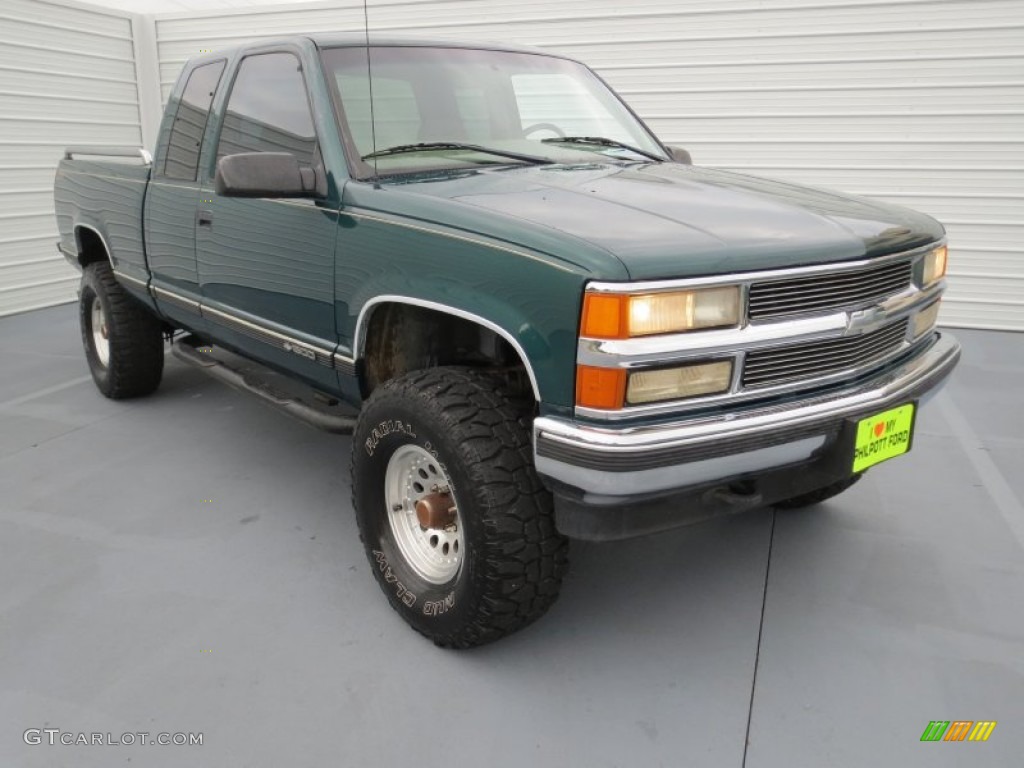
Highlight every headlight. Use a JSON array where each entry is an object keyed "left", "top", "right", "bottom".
[
  {"left": 921, "top": 245, "right": 948, "bottom": 286},
  {"left": 575, "top": 360, "right": 734, "bottom": 409},
  {"left": 581, "top": 285, "right": 742, "bottom": 339},
  {"left": 626, "top": 360, "right": 733, "bottom": 404}
]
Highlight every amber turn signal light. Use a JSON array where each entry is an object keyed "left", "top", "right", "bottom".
[
  {"left": 576, "top": 365, "right": 627, "bottom": 410},
  {"left": 580, "top": 293, "right": 628, "bottom": 339}
]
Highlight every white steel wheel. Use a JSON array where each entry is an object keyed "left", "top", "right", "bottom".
[
  {"left": 384, "top": 444, "right": 463, "bottom": 584},
  {"left": 90, "top": 294, "right": 111, "bottom": 367},
  {"left": 352, "top": 367, "right": 569, "bottom": 647}
]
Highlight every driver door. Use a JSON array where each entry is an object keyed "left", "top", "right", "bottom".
[{"left": 195, "top": 49, "right": 341, "bottom": 391}]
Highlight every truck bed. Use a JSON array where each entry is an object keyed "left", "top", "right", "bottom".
[{"left": 54, "top": 149, "right": 152, "bottom": 285}]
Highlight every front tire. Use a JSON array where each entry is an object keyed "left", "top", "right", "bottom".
[
  {"left": 351, "top": 367, "right": 568, "bottom": 648},
  {"left": 79, "top": 261, "right": 164, "bottom": 399}
]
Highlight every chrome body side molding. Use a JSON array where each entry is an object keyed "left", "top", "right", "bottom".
[
  {"left": 200, "top": 304, "right": 337, "bottom": 370},
  {"left": 152, "top": 284, "right": 199, "bottom": 312},
  {"left": 113, "top": 270, "right": 150, "bottom": 292},
  {"left": 134, "top": 280, "right": 351, "bottom": 375}
]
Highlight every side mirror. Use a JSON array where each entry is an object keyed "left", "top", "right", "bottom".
[
  {"left": 215, "top": 152, "right": 317, "bottom": 198},
  {"left": 667, "top": 146, "right": 692, "bottom": 165}
]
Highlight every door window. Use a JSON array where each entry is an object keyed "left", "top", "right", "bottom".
[{"left": 216, "top": 53, "right": 317, "bottom": 167}]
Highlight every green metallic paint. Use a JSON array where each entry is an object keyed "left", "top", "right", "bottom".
[
  {"left": 391, "top": 161, "right": 945, "bottom": 280},
  {"left": 145, "top": 55, "right": 221, "bottom": 315},
  {"left": 335, "top": 186, "right": 592, "bottom": 410},
  {"left": 192, "top": 40, "right": 347, "bottom": 393},
  {"left": 331, "top": 155, "right": 943, "bottom": 408},
  {"left": 54, "top": 164, "right": 150, "bottom": 277},
  {"left": 196, "top": 196, "right": 342, "bottom": 392},
  {"left": 55, "top": 36, "right": 948, "bottom": 417}
]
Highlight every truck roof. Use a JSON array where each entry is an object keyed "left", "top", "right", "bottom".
[{"left": 186, "top": 33, "right": 571, "bottom": 67}]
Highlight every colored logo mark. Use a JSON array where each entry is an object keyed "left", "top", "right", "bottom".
[{"left": 920, "top": 720, "right": 996, "bottom": 742}]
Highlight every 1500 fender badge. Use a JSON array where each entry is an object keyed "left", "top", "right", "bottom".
[{"left": 282, "top": 341, "right": 316, "bottom": 361}]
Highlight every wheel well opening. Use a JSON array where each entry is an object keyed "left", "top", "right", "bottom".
[
  {"left": 75, "top": 227, "right": 109, "bottom": 267},
  {"left": 361, "top": 303, "right": 534, "bottom": 402}
]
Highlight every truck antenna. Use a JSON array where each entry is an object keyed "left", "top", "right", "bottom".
[{"left": 363, "top": 0, "right": 379, "bottom": 184}]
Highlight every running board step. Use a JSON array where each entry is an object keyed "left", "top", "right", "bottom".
[{"left": 172, "top": 335, "right": 358, "bottom": 434}]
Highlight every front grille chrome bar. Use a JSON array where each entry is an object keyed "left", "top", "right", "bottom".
[
  {"left": 576, "top": 242, "right": 946, "bottom": 421},
  {"left": 743, "top": 319, "right": 909, "bottom": 388},
  {"left": 749, "top": 260, "right": 913, "bottom": 320}
]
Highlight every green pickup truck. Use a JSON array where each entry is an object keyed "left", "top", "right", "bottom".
[{"left": 54, "top": 35, "right": 961, "bottom": 647}]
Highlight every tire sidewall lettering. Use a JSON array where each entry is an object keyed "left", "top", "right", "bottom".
[
  {"left": 355, "top": 406, "right": 473, "bottom": 630},
  {"left": 350, "top": 368, "right": 566, "bottom": 646},
  {"left": 363, "top": 419, "right": 417, "bottom": 457},
  {"left": 371, "top": 549, "right": 418, "bottom": 607},
  {"left": 422, "top": 591, "right": 456, "bottom": 617}
]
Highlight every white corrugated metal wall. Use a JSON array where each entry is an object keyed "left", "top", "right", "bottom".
[
  {"left": 0, "top": 0, "right": 146, "bottom": 316},
  {"left": 2, "top": 0, "right": 1020, "bottom": 328},
  {"left": 151, "top": 0, "right": 1024, "bottom": 331}
]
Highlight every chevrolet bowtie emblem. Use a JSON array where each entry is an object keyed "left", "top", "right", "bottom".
[{"left": 846, "top": 306, "right": 887, "bottom": 335}]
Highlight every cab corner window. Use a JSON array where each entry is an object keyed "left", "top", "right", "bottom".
[{"left": 163, "top": 60, "right": 226, "bottom": 181}]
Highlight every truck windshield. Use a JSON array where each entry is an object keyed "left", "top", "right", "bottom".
[{"left": 321, "top": 45, "right": 667, "bottom": 178}]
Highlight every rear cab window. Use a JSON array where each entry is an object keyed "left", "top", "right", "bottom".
[{"left": 162, "top": 61, "right": 226, "bottom": 181}]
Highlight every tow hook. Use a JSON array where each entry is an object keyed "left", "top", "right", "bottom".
[{"left": 703, "top": 484, "right": 763, "bottom": 511}]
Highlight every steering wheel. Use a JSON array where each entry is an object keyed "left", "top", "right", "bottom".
[{"left": 522, "top": 122, "right": 566, "bottom": 139}]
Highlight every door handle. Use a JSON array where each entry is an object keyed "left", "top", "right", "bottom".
[{"left": 197, "top": 209, "right": 213, "bottom": 227}]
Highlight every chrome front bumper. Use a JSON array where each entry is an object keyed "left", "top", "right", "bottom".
[{"left": 534, "top": 333, "right": 961, "bottom": 505}]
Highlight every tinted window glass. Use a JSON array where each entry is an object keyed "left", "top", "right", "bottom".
[
  {"left": 454, "top": 85, "right": 491, "bottom": 142},
  {"left": 163, "top": 60, "right": 225, "bottom": 180},
  {"left": 511, "top": 73, "right": 629, "bottom": 142},
  {"left": 322, "top": 46, "right": 665, "bottom": 177},
  {"left": 217, "top": 53, "right": 317, "bottom": 166},
  {"left": 336, "top": 74, "right": 420, "bottom": 152}
]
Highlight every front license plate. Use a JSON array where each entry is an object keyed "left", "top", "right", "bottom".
[{"left": 852, "top": 403, "right": 916, "bottom": 473}]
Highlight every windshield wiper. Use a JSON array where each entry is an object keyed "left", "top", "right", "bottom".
[
  {"left": 362, "top": 142, "right": 552, "bottom": 166},
  {"left": 541, "top": 136, "right": 664, "bottom": 162}
]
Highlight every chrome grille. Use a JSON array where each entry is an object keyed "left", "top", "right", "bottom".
[
  {"left": 742, "top": 319, "right": 909, "bottom": 388},
  {"left": 748, "top": 259, "right": 913, "bottom": 320}
]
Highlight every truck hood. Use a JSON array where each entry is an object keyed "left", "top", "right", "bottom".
[{"left": 382, "top": 162, "right": 944, "bottom": 280}]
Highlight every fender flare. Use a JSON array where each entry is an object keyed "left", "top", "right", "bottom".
[{"left": 354, "top": 294, "right": 542, "bottom": 402}]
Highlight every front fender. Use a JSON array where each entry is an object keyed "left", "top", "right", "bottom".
[{"left": 336, "top": 210, "right": 588, "bottom": 411}]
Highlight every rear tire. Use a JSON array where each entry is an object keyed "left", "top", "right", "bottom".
[
  {"left": 79, "top": 261, "right": 164, "bottom": 399},
  {"left": 351, "top": 367, "right": 568, "bottom": 648},
  {"left": 774, "top": 473, "right": 863, "bottom": 510}
]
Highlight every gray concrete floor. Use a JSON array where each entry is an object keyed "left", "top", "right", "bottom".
[{"left": 1, "top": 303, "right": 1022, "bottom": 768}]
